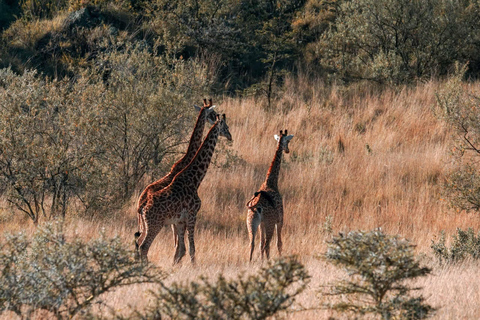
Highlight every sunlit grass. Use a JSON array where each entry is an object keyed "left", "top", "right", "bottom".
[{"left": 2, "top": 78, "right": 480, "bottom": 319}]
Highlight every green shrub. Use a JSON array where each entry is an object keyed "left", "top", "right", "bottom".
[
  {"left": 0, "top": 222, "right": 164, "bottom": 319},
  {"left": 322, "top": 230, "right": 434, "bottom": 319},
  {"left": 0, "top": 43, "right": 216, "bottom": 221},
  {"left": 431, "top": 228, "right": 480, "bottom": 263},
  {"left": 128, "top": 256, "right": 310, "bottom": 320},
  {"left": 435, "top": 64, "right": 480, "bottom": 212},
  {"left": 316, "top": 0, "right": 480, "bottom": 84}
]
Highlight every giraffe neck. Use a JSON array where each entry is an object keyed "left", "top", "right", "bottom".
[
  {"left": 169, "top": 107, "right": 208, "bottom": 175},
  {"left": 263, "top": 143, "right": 283, "bottom": 190},
  {"left": 176, "top": 122, "right": 220, "bottom": 190}
]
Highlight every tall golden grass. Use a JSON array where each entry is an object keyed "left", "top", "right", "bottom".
[{"left": 2, "top": 78, "right": 480, "bottom": 319}]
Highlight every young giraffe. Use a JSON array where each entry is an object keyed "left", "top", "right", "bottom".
[
  {"left": 246, "top": 130, "right": 294, "bottom": 261},
  {"left": 137, "top": 114, "right": 232, "bottom": 263},
  {"left": 135, "top": 99, "right": 217, "bottom": 252}
]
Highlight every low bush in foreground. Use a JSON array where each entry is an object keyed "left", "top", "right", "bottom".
[
  {"left": 0, "top": 222, "right": 164, "bottom": 320},
  {"left": 126, "top": 256, "right": 310, "bottom": 320},
  {"left": 322, "top": 230, "right": 435, "bottom": 320}
]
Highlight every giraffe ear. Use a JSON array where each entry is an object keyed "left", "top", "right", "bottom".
[
  {"left": 274, "top": 134, "right": 280, "bottom": 141},
  {"left": 194, "top": 104, "right": 201, "bottom": 112},
  {"left": 285, "top": 134, "right": 294, "bottom": 141}
]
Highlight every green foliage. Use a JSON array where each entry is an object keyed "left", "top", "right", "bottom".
[
  {"left": 431, "top": 228, "right": 480, "bottom": 263},
  {"left": 0, "top": 222, "right": 164, "bottom": 319},
  {"left": 323, "top": 230, "right": 434, "bottom": 319},
  {"left": 435, "top": 64, "right": 480, "bottom": 212},
  {"left": 250, "top": 0, "right": 306, "bottom": 107},
  {"left": 129, "top": 256, "right": 310, "bottom": 320},
  {"left": 0, "top": 43, "right": 214, "bottom": 221},
  {"left": 5, "top": 0, "right": 480, "bottom": 88},
  {"left": 316, "top": 0, "right": 480, "bottom": 84},
  {"left": 80, "top": 44, "right": 213, "bottom": 209},
  {"left": 0, "top": 68, "right": 99, "bottom": 221}
]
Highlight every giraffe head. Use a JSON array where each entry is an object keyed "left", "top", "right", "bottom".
[
  {"left": 274, "top": 130, "right": 294, "bottom": 153},
  {"left": 216, "top": 113, "right": 233, "bottom": 141},
  {"left": 194, "top": 98, "right": 217, "bottom": 125}
]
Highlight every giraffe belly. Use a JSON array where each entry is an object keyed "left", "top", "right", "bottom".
[{"left": 164, "top": 209, "right": 188, "bottom": 225}]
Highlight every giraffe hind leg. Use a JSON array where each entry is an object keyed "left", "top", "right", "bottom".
[
  {"left": 172, "top": 224, "right": 178, "bottom": 248},
  {"left": 138, "top": 208, "right": 163, "bottom": 262},
  {"left": 260, "top": 223, "right": 266, "bottom": 260},
  {"left": 138, "top": 226, "right": 161, "bottom": 263},
  {"left": 262, "top": 223, "right": 275, "bottom": 260},
  {"left": 247, "top": 208, "right": 261, "bottom": 262},
  {"left": 173, "top": 222, "right": 187, "bottom": 265},
  {"left": 135, "top": 208, "right": 148, "bottom": 259},
  {"left": 187, "top": 225, "right": 196, "bottom": 265},
  {"left": 276, "top": 221, "right": 283, "bottom": 256}
]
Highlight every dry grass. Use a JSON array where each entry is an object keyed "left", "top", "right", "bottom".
[
  {"left": 3, "top": 78, "right": 480, "bottom": 319},
  {"left": 3, "top": 14, "right": 68, "bottom": 50}
]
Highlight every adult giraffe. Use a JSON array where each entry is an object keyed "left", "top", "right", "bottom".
[
  {"left": 246, "top": 130, "right": 294, "bottom": 261},
  {"left": 135, "top": 99, "right": 217, "bottom": 252},
  {"left": 136, "top": 114, "right": 232, "bottom": 263}
]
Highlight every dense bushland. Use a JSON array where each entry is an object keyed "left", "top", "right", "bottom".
[
  {"left": 2, "top": 0, "right": 480, "bottom": 91},
  {"left": 0, "top": 44, "right": 216, "bottom": 222}
]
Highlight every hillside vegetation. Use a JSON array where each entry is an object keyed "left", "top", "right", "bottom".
[{"left": 2, "top": 0, "right": 480, "bottom": 319}]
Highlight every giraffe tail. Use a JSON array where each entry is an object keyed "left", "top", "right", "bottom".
[
  {"left": 134, "top": 231, "right": 140, "bottom": 250},
  {"left": 246, "top": 190, "right": 276, "bottom": 208}
]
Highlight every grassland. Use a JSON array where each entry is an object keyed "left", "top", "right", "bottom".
[{"left": 2, "top": 78, "right": 480, "bottom": 319}]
